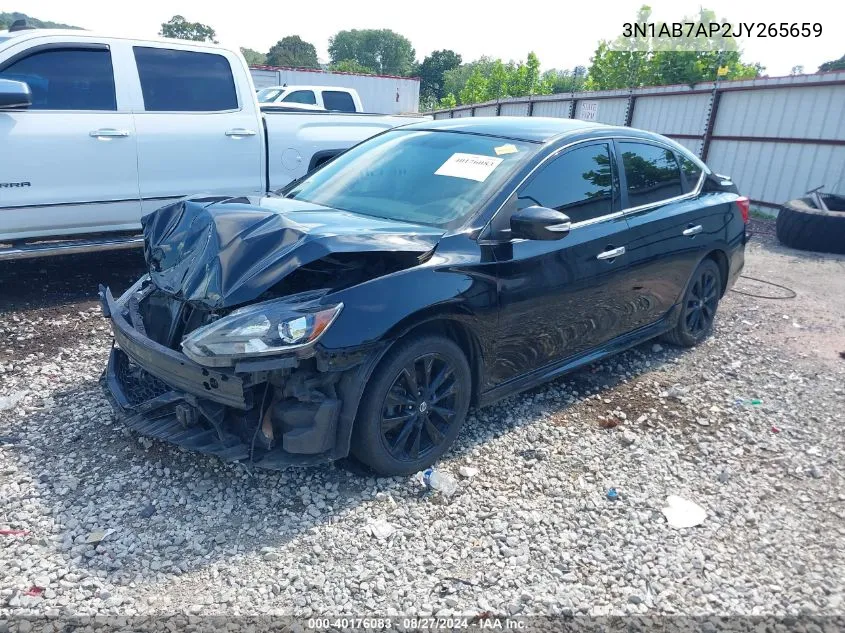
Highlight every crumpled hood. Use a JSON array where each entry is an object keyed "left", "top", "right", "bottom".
[{"left": 141, "top": 195, "right": 445, "bottom": 310}]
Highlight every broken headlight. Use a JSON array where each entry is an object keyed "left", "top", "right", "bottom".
[{"left": 181, "top": 300, "right": 343, "bottom": 367}]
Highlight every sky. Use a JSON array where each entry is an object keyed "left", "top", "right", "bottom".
[{"left": 7, "top": 0, "right": 844, "bottom": 76}]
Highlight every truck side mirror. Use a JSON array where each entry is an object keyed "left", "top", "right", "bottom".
[{"left": 0, "top": 79, "right": 32, "bottom": 109}]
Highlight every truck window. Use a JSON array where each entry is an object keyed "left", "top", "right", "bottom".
[
  {"left": 133, "top": 47, "right": 238, "bottom": 112},
  {"left": 0, "top": 48, "right": 116, "bottom": 110},
  {"left": 323, "top": 90, "right": 356, "bottom": 112},
  {"left": 257, "top": 88, "right": 283, "bottom": 103},
  {"left": 282, "top": 90, "right": 316, "bottom": 105}
]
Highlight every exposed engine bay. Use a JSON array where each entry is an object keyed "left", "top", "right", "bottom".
[{"left": 99, "top": 196, "right": 442, "bottom": 468}]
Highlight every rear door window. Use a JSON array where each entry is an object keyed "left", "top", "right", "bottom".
[
  {"left": 133, "top": 47, "right": 238, "bottom": 112},
  {"left": 618, "top": 142, "right": 683, "bottom": 207},
  {"left": 323, "top": 90, "right": 356, "bottom": 112},
  {"left": 677, "top": 153, "right": 704, "bottom": 192},
  {"left": 517, "top": 143, "right": 616, "bottom": 223},
  {"left": 0, "top": 47, "right": 116, "bottom": 110},
  {"left": 282, "top": 90, "right": 316, "bottom": 105}
]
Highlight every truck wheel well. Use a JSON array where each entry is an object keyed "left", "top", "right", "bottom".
[
  {"left": 396, "top": 319, "right": 482, "bottom": 405},
  {"left": 705, "top": 250, "right": 729, "bottom": 297}
]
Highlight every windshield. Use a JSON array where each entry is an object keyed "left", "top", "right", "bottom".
[
  {"left": 285, "top": 130, "right": 534, "bottom": 228},
  {"left": 257, "top": 88, "right": 283, "bottom": 103}
]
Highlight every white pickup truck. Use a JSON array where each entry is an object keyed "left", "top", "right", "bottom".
[
  {"left": 0, "top": 27, "right": 427, "bottom": 260},
  {"left": 257, "top": 85, "right": 364, "bottom": 112}
]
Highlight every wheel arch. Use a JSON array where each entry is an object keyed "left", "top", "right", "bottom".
[
  {"left": 333, "top": 309, "right": 485, "bottom": 462},
  {"left": 703, "top": 248, "right": 730, "bottom": 297}
]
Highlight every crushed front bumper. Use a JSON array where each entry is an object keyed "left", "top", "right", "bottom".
[{"left": 99, "top": 286, "right": 343, "bottom": 469}]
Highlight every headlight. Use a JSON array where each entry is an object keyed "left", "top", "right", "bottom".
[{"left": 181, "top": 299, "right": 343, "bottom": 367}]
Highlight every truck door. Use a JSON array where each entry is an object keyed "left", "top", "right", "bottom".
[
  {"left": 0, "top": 42, "right": 141, "bottom": 241},
  {"left": 129, "top": 44, "right": 263, "bottom": 215}
]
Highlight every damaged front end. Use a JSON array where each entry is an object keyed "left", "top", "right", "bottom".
[{"left": 99, "top": 196, "right": 442, "bottom": 468}]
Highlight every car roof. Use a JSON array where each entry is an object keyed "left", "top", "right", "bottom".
[
  {"left": 400, "top": 116, "right": 605, "bottom": 143},
  {"left": 260, "top": 86, "right": 356, "bottom": 92}
]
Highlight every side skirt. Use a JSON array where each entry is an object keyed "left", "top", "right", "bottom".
[{"left": 477, "top": 306, "right": 679, "bottom": 408}]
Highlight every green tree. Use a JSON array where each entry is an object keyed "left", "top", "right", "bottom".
[
  {"left": 438, "top": 93, "right": 457, "bottom": 109},
  {"left": 459, "top": 68, "right": 489, "bottom": 105},
  {"left": 416, "top": 49, "right": 462, "bottom": 102},
  {"left": 541, "top": 66, "right": 587, "bottom": 94},
  {"left": 328, "top": 29, "right": 415, "bottom": 76},
  {"left": 240, "top": 48, "right": 266, "bottom": 66},
  {"left": 818, "top": 54, "right": 845, "bottom": 72},
  {"left": 159, "top": 15, "right": 216, "bottom": 42},
  {"left": 443, "top": 57, "right": 496, "bottom": 100},
  {"left": 587, "top": 5, "right": 763, "bottom": 89},
  {"left": 329, "top": 59, "right": 375, "bottom": 74},
  {"left": 508, "top": 52, "right": 543, "bottom": 97},
  {"left": 485, "top": 60, "right": 511, "bottom": 100},
  {"left": 265, "top": 36, "right": 319, "bottom": 68}
]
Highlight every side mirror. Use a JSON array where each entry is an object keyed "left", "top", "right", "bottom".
[
  {"left": 0, "top": 79, "right": 32, "bottom": 109},
  {"left": 510, "top": 205, "right": 571, "bottom": 241}
]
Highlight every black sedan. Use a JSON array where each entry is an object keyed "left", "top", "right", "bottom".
[{"left": 99, "top": 117, "right": 748, "bottom": 475}]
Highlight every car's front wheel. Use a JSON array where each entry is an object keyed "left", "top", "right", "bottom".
[
  {"left": 662, "top": 258, "right": 722, "bottom": 348},
  {"left": 352, "top": 335, "right": 471, "bottom": 476}
]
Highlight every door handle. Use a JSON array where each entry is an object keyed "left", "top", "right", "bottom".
[
  {"left": 225, "top": 128, "right": 257, "bottom": 137},
  {"left": 683, "top": 224, "right": 703, "bottom": 236},
  {"left": 90, "top": 128, "right": 130, "bottom": 138},
  {"left": 597, "top": 246, "right": 626, "bottom": 260}
]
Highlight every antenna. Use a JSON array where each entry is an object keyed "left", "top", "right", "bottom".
[{"left": 9, "top": 19, "right": 36, "bottom": 32}]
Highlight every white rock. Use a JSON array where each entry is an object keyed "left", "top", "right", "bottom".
[
  {"left": 661, "top": 496, "right": 706, "bottom": 529},
  {"left": 366, "top": 520, "right": 395, "bottom": 540},
  {"left": 458, "top": 466, "right": 479, "bottom": 479}
]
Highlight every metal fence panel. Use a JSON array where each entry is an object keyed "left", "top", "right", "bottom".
[
  {"left": 632, "top": 93, "right": 710, "bottom": 136},
  {"left": 669, "top": 136, "right": 704, "bottom": 157},
  {"left": 453, "top": 108, "right": 474, "bottom": 118},
  {"left": 500, "top": 102, "right": 530, "bottom": 116},
  {"left": 250, "top": 69, "right": 280, "bottom": 89},
  {"left": 707, "top": 140, "right": 845, "bottom": 205},
  {"left": 474, "top": 105, "right": 498, "bottom": 116},
  {"left": 715, "top": 85, "right": 845, "bottom": 140},
  {"left": 575, "top": 98, "right": 628, "bottom": 125},
  {"left": 531, "top": 100, "right": 572, "bottom": 118}
]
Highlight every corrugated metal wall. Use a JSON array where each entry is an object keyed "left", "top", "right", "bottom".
[
  {"left": 249, "top": 67, "right": 421, "bottom": 114},
  {"left": 427, "top": 71, "right": 845, "bottom": 206}
]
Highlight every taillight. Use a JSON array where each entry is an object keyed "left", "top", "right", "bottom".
[{"left": 736, "top": 196, "right": 750, "bottom": 224}]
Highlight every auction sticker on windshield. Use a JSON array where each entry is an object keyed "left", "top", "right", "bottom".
[{"left": 435, "top": 153, "right": 504, "bottom": 182}]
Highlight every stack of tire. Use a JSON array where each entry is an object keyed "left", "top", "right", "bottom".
[{"left": 776, "top": 193, "right": 845, "bottom": 255}]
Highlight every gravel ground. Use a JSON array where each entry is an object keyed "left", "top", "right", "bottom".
[{"left": 1, "top": 226, "right": 844, "bottom": 626}]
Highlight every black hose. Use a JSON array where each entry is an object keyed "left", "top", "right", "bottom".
[{"left": 730, "top": 275, "right": 797, "bottom": 300}]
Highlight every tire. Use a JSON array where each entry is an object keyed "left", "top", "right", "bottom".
[
  {"left": 776, "top": 197, "right": 845, "bottom": 255},
  {"left": 351, "top": 335, "right": 471, "bottom": 476},
  {"left": 662, "top": 258, "right": 721, "bottom": 348}
]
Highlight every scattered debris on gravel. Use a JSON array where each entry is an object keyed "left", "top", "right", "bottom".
[{"left": 1, "top": 231, "right": 844, "bottom": 622}]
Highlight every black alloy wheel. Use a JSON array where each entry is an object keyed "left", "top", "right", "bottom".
[
  {"left": 684, "top": 267, "right": 719, "bottom": 338},
  {"left": 352, "top": 335, "right": 471, "bottom": 475},
  {"left": 662, "top": 258, "right": 722, "bottom": 348},
  {"left": 380, "top": 353, "right": 458, "bottom": 462}
]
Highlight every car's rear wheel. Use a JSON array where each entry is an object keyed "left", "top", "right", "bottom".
[
  {"left": 662, "top": 258, "right": 721, "bottom": 348},
  {"left": 352, "top": 335, "right": 471, "bottom": 476}
]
